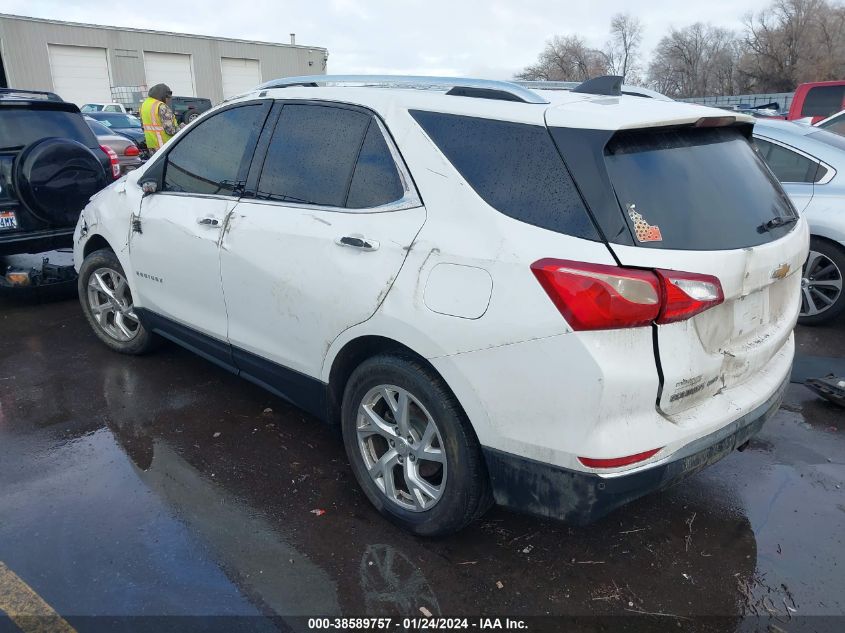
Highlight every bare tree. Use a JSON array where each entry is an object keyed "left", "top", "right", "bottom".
[
  {"left": 647, "top": 23, "right": 744, "bottom": 98},
  {"left": 517, "top": 0, "right": 845, "bottom": 97},
  {"left": 740, "top": 0, "right": 845, "bottom": 91},
  {"left": 604, "top": 13, "right": 644, "bottom": 81},
  {"left": 515, "top": 35, "right": 609, "bottom": 82}
]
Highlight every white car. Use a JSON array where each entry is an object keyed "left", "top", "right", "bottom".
[
  {"left": 753, "top": 118, "right": 845, "bottom": 324},
  {"left": 81, "top": 102, "right": 128, "bottom": 114},
  {"left": 74, "top": 75, "right": 808, "bottom": 535}
]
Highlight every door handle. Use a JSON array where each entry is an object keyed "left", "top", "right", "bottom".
[
  {"left": 197, "top": 216, "right": 220, "bottom": 227},
  {"left": 337, "top": 236, "right": 379, "bottom": 251}
]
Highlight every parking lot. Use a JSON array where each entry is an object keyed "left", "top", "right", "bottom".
[{"left": 0, "top": 275, "right": 843, "bottom": 633}]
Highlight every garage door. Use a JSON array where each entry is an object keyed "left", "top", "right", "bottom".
[
  {"left": 144, "top": 51, "right": 195, "bottom": 97},
  {"left": 48, "top": 44, "right": 111, "bottom": 106},
  {"left": 221, "top": 57, "right": 262, "bottom": 99}
]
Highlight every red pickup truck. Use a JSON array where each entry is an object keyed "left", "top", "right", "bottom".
[{"left": 787, "top": 80, "right": 845, "bottom": 123}]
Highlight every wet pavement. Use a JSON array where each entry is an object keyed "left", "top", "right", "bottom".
[{"left": 1, "top": 285, "right": 844, "bottom": 632}]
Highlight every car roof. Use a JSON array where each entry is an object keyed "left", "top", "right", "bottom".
[{"left": 226, "top": 80, "right": 750, "bottom": 131}]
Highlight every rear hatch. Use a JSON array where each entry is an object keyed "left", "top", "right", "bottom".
[
  {"left": 0, "top": 100, "right": 110, "bottom": 232},
  {"left": 547, "top": 107, "right": 807, "bottom": 419}
]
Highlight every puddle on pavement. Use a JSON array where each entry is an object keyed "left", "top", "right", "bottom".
[{"left": 1, "top": 298, "right": 843, "bottom": 629}]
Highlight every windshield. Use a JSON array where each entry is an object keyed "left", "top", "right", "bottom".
[
  {"left": 600, "top": 126, "right": 797, "bottom": 250},
  {"left": 90, "top": 113, "right": 141, "bottom": 128}
]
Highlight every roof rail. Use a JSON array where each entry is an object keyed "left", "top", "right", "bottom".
[
  {"left": 513, "top": 80, "right": 580, "bottom": 90},
  {"left": 257, "top": 75, "right": 550, "bottom": 104},
  {"left": 0, "top": 87, "right": 63, "bottom": 102}
]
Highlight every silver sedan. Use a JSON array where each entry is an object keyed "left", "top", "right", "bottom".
[
  {"left": 85, "top": 116, "right": 144, "bottom": 175},
  {"left": 753, "top": 119, "right": 845, "bottom": 324}
]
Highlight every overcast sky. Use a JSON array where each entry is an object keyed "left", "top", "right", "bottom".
[{"left": 3, "top": 0, "right": 772, "bottom": 79}]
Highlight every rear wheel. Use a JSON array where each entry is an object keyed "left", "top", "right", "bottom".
[
  {"left": 78, "top": 248, "right": 159, "bottom": 354},
  {"left": 341, "top": 355, "right": 491, "bottom": 536},
  {"left": 182, "top": 110, "right": 200, "bottom": 124},
  {"left": 799, "top": 237, "right": 845, "bottom": 325}
]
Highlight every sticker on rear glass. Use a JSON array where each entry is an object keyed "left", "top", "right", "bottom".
[
  {"left": 627, "top": 204, "right": 662, "bottom": 242},
  {"left": 0, "top": 210, "right": 17, "bottom": 230}
]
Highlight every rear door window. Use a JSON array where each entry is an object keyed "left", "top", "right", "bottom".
[
  {"left": 754, "top": 138, "right": 821, "bottom": 183},
  {"left": 601, "top": 126, "right": 797, "bottom": 250},
  {"left": 256, "top": 104, "right": 371, "bottom": 207},
  {"left": 163, "top": 103, "right": 267, "bottom": 196},
  {"left": 802, "top": 85, "right": 845, "bottom": 118},
  {"left": 410, "top": 111, "right": 598, "bottom": 239}
]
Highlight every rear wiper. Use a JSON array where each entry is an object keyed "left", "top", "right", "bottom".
[{"left": 758, "top": 215, "right": 798, "bottom": 233}]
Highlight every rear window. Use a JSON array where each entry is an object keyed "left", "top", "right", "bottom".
[
  {"left": 86, "top": 119, "right": 113, "bottom": 137},
  {"left": 817, "top": 112, "right": 845, "bottom": 135},
  {"left": 802, "top": 85, "right": 845, "bottom": 118},
  {"left": 807, "top": 129, "right": 845, "bottom": 152},
  {"left": 602, "top": 127, "right": 797, "bottom": 250},
  {"left": 410, "top": 111, "right": 599, "bottom": 240},
  {"left": 0, "top": 108, "right": 98, "bottom": 151}
]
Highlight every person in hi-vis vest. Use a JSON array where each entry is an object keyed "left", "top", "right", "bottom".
[{"left": 140, "top": 83, "right": 180, "bottom": 152}]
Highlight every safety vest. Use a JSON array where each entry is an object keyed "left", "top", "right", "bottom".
[{"left": 140, "top": 97, "right": 173, "bottom": 150}]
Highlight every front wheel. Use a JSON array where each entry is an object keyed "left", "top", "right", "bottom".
[
  {"left": 341, "top": 355, "right": 491, "bottom": 536},
  {"left": 78, "top": 248, "right": 159, "bottom": 354},
  {"left": 799, "top": 237, "right": 845, "bottom": 325}
]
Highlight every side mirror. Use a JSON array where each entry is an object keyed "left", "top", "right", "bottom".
[{"left": 140, "top": 180, "right": 158, "bottom": 196}]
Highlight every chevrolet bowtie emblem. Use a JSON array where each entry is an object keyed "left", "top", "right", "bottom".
[{"left": 771, "top": 263, "right": 790, "bottom": 280}]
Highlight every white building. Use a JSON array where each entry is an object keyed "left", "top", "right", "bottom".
[{"left": 0, "top": 14, "right": 328, "bottom": 107}]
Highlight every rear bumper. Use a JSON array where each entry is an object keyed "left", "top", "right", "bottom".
[
  {"left": 0, "top": 227, "right": 74, "bottom": 255},
  {"left": 482, "top": 374, "right": 788, "bottom": 524}
]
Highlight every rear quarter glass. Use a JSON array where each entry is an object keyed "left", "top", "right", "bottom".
[
  {"left": 409, "top": 110, "right": 600, "bottom": 240},
  {"left": 599, "top": 126, "right": 798, "bottom": 250}
]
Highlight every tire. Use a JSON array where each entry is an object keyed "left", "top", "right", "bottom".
[
  {"left": 14, "top": 137, "right": 109, "bottom": 225},
  {"left": 78, "top": 248, "right": 159, "bottom": 354},
  {"left": 182, "top": 110, "right": 200, "bottom": 124},
  {"left": 341, "top": 354, "right": 492, "bottom": 536},
  {"left": 799, "top": 237, "right": 845, "bottom": 326}
]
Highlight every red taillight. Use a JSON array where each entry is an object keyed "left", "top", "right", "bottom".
[
  {"left": 655, "top": 269, "right": 724, "bottom": 324},
  {"left": 100, "top": 144, "right": 120, "bottom": 179},
  {"left": 531, "top": 259, "right": 661, "bottom": 330},
  {"left": 531, "top": 259, "right": 724, "bottom": 330},
  {"left": 124, "top": 144, "right": 140, "bottom": 157},
  {"left": 578, "top": 447, "right": 662, "bottom": 469}
]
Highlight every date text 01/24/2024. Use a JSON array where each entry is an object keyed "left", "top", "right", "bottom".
[{"left": 307, "top": 618, "right": 528, "bottom": 630}]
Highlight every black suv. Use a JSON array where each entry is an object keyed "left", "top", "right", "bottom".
[
  {"left": 0, "top": 88, "right": 113, "bottom": 256},
  {"left": 170, "top": 96, "right": 212, "bottom": 124}
]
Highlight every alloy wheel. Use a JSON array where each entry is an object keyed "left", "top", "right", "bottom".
[
  {"left": 356, "top": 385, "right": 447, "bottom": 512},
  {"left": 86, "top": 267, "right": 141, "bottom": 342},
  {"left": 801, "top": 249, "right": 843, "bottom": 318}
]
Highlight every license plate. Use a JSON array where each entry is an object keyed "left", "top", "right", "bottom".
[
  {"left": 682, "top": 435, "right": 736, "bottom": 473},
  {"left": 0, "top": 210, "right": 17, "bottom": 230}
]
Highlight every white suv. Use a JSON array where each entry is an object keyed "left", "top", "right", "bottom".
[{"left": 74, "top": 75, "right": 808, "bottom": 535}]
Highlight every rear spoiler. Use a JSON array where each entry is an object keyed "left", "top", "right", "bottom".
[{"left": 0, "top": 88, "right": 64, "bottom": 102}]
